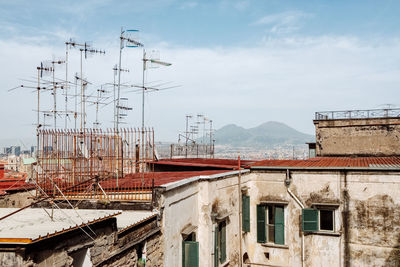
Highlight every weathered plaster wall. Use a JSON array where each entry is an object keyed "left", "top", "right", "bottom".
[
  {"left": 0, "top": 190, "right": 35, "bottom": 208},
  {"left": 345, "top": 172, "right": 400, "bottom": 266},
  {"left": 0, "top": 252, "right": 24, "bottom": 267},
  {"left": 161, "top": 182, "right": 199, "bottom": 266},
  {"left": 314, "top": 118, "right": 400, "bottom": 156},
  {"left": 161, "top": 174, "right": 243, "bottom": 267},
  {"left": 247, "top": 170, "right": 400, "bottom": 267}
]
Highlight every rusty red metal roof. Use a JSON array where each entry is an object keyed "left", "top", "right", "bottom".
[
  {"left": 152, "top": 158, "right": 254, "bottom": 170},
  {"left": 0, "top": 176, "right": 35, "bottom": 192},
  {"left": 96, "top": 170, "right": 231, "bottom": 189},
  {"left": 122, "top": 170, "right": 230, "bottom": 187},
  {"left": 251, "top": 157, "right": 400, "bottom": 168}
]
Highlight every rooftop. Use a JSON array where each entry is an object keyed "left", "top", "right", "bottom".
[
  {"left": 152, "top": 158, "right": 254, "bottom": 170},
  {"left": 251, "top": 156, "right": 400, "bottom": 169},
  {"left": 0, "top": 208, "right": 156, "bottom": 244},
  {"left": 315, "top": 108, "right": 400, "bottom": 121},
  {"left": 118, "top": 170, "right": 231, "bottom": 187}
]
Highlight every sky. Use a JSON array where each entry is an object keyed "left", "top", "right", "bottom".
[{"left": 1, "top": 0, "right": 400, "bottom": 145}]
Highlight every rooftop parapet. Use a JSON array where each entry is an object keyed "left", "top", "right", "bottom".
[{"left": 315, "top": 108, "right": 400, "bottom": 121}]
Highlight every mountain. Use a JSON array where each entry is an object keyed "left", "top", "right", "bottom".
[{"left": 214, "top": 121, "right": 314, "bottom": 147}]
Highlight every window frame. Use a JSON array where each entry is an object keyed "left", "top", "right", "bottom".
[
  {"left": 215, "top": 220, "right": 227, "bottom": 266},
  {"left": 257, "top": 203, "right": 286, "bottom": 245},
  {"left": 318, "top": 207, "right": 335, "bottom": 232},
  {"left": 303, "top": 204, "right": 339, "bottom": 234}
]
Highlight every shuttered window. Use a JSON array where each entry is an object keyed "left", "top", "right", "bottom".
[
  {"left": 274, "top": 206, "right": 285, "bottom": 245},
  {"left": 256, "top": 205, "right": 266, "bottom": 243},
  {"left": 182, "top": 241, "right": 199, "bottom": 267},
  {"left": 242, "top": 195, "right": 250, "bottom": 232},
  {"left": 257, "top": 204, "right": 285, "bottom": 244},
  {"left": 302, "top": 208, "right": 318, "bottom": 232},
  {"left": 219, "top": 221, "right": 226, "bottom": 263}
]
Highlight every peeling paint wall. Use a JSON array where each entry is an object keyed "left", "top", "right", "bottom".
[
  {"left": 245, "top": 170, "right": 400, "bottom": 267},
  {"left": 161, "top": 175, "right": 242, "bottom": 267},
  {"left": 314, "top": 118, "right": 400, "bottom": 156}
]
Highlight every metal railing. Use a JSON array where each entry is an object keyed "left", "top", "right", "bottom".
[
  {"left": 315, "top": 108, "right": 400, "bottom": 120},
  {"left": 36, "top": 128, "right": 155, "bottom": 201}
]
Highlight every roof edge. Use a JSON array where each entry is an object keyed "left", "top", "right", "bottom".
[
  {"left": 251, "top": 166, "right": 400, "bottom": 171},
  {"left": 162, "top": 169, "right": 250, "bottom": 191}
]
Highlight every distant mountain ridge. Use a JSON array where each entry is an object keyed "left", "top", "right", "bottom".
[{"left": 214, "top": 121, "right": 314, "bottom": 147}]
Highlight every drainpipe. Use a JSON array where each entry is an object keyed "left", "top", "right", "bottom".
[
  {"left": 238, "top": 155, "right": 243, "bottom": 267},
  {"left": 285, "top": 169, "right": 305, "bottom": 267}
]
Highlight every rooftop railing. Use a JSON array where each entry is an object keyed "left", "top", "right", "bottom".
[{"left": 315, "top": 108, "right": 400, "bottom": 120}]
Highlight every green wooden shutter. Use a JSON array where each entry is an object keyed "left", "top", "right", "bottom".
[
  {"left": 274, "top": 206, "right": 285, "bottom": 245},
  {"left": 220, "top": 223, "right": 226, "bottom": 263},
  {"left": 256, "top": 205, "right": 266, "bottom": 243},
  {"left": 302, "top": 208, "right": 319, "bottom": 232},
  {"left": 214, "top": 226, "right": 218, "bottom": 267},
  {"left": 242, "top": 195, "right": 250, "bottom": 232},
  {"left": 182, "top": 241, "right": 199, "bottom": 267}
]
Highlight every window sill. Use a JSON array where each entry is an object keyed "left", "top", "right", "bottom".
[
  {"left": 261, "top": 243, "right": 289, "bottom": 249},
  {"left": 220, "top": 260, "right": 230, "bottom": 267},
  {"left": 305, "top": 231, "right": 341, "bottom": 237}
]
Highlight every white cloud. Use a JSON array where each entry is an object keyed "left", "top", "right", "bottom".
[
  {"left": 1, "top": 35, "right": 400, "bottom": 143},
  {"left": 254, "top": 11, "right": 312, "bottom": 34}
]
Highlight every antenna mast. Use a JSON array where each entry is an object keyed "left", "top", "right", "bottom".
[{"left": 116, "top": 28, "right": 143, "bottom": 132}]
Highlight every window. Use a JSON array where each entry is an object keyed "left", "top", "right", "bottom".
[
  {"left": 214, "top": 221, "right": 227, "bottom": 266},
  {"left": 319, "top": 209, "right": 334, "bottom": 231},
  {"left": 257, "top": 204, "right": 285, "bottom": 245},
  {"left": 302, "top": 207, "right": 336, "bottom": 233},
  {"left": 242, "top": 195, "right": 250, "bottom": 232},
  {"left": 182, "top": 232, "right": 199, "bottom": 267}
]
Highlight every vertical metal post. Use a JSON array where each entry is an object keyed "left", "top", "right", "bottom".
[
  {"left": 80, "top": 50, "right": 83, "bottom": 131},
  {"left": 142, "top": 49, "right": 146, "bottom": 129},
  {"left": 113, "top": 65, "right": 117, "bottom": 130},
  {"left": 116, "top": 28, "right": 123, "bottom": 133},
  {"left": 74, "top": 76, "right": 77, "bottom": 130},
  {"left": 53, "top": 62, "right": 56, "bottom": 129},
  {"left": 65, "top": 43, "right": 69, "bottom": 129}
]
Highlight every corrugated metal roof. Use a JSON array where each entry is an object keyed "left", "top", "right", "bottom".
[
  {"left": 251, "top": 157, "right": 400, "bottom": 168},
  {"left": 0, "top": 208, "right": 121, "bottom": 244},
  {"left": 101, "top": 170, "right": 231, "bottom": 188},
  {"left": 116, "top": 211, "right": 157, "bottom": 233},
  {"left": 152, "top": 158, "right": 254, "bottom": 170}
]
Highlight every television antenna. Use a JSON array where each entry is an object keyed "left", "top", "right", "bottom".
[
  {"left": 141, "top": 49, "right": 172, "bottom": 128},
  {"left": 112, "top": 64, "right": 129, "bottom": 129},
  {"left": 78, "top": 42, "right": 105, "bottom": 131},
  {"left": 116, "top": 28, "right": 143, "bottom": 131}
]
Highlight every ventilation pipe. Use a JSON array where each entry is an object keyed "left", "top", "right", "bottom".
[{"left": 285, "top": 169, "right": 305, "bottom": 267}]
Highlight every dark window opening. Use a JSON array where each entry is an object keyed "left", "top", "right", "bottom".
[{"left": 319, "top": 209, "right": 334, "bottom": 231}]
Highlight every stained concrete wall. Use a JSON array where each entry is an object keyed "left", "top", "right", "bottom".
[
  {"left": 245, "top": 169, "right": 400, "bottom": 267},
  {"left": 0, "top": 214, "right": 161, "bottom": 267},
  {"left": 314, "top": 118, "right": 400, "bottom": 156},
  {"left": 160, "top": 174, "right": 242, "bottom": 267}
]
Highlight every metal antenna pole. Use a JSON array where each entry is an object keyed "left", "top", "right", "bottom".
[
  {"left": 116, "top": 28, "right": 123, "bottom": 132},
  {"left": 113, "top": 65, "right": 117, "bottom": 129},
  {"left": 74, "top": 75, "right": 77, "bottom": 130},
  {"left": 65, "top": 43, "right": 69, "bottom": 129},
  {"left": 80, "top": 50, "right": 83, "bottom": 131},
  {"left": 142, "top": 49, "right": 146, "bottom": 129},
  {"left": 52, "top": 61, "right": 56, "bottom": 129},
  {"left": 36, "top": 68, "right": 41, "bottom": 130}
]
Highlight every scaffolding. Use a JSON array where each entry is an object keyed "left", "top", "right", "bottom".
[{"left": 36, "top": 128, "right": 155, "bottom": 201}]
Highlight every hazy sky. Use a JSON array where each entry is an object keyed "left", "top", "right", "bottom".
[{"left": 1, "top": 0, "right": 399, "bottom": 143}]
